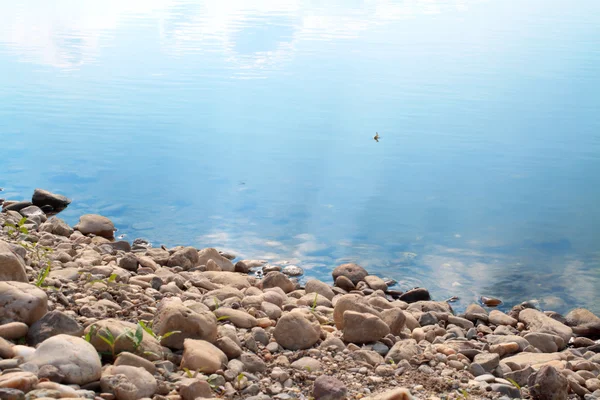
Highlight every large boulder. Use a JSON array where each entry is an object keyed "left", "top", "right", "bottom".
[
  {"left": 333, "top": 294, "right": 382, "bottom": 330},
  {"left": 22, "top": 335, "right": 101, "bottom": 385},
  {"left": 153, "top": 298, "right": 217, "bottom": 349},
  {"left": 181, "top": 339, "right": 227, "bottom": 374},
  {"left": 27, "top": 311, "right": 83, "bottom": 346},
  {"left": 0, "top": 241, "right": 28, "bottom": 282},
  {"left": 0, "top": 282, "right": 47, "bottom": 325},
  {"left": 274, "top": 310, "right": 321, "bottom": 350},
  {"left": 564, "top": 308, "right": 600, "bottom": 338},
  {"left": 83, "top": 319, "right": 163, "bottom": 360},
  {"left": 101, "top": 365, "right": 157, "bottom": 400},
  {"left": 528, "top": 365, "right": 568, "bottom": 400},
  {"left": 380, "top": 308, "right": 406, "bottom": 335},
  {"left": 74, "top": 214, "right": 116, "bottom": 239},
  {"left": 332, "top": 263, "right": 368, "bottom": 285},
  {"left": 197, "top": 248, "right": 234, "bottom": 272},
  {"left": 342, "top": 311, "right": 390, "bottom": 344},
  {"left": 518, "top": 308, "right": 573, "bottom": 343}
]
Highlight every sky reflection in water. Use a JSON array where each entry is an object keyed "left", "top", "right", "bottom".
[{"left": 1, "top": 0, "right": 599, "bottom": 313}]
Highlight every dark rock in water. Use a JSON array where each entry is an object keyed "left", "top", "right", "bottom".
[
  {"left": 399, "top": 288, "right": 431, "bottom": 303},
  {"left": 332, "top": 263, "right": 368, "bottom": 285},
  {"left": 282, "top": 265, "right": 304, "bottom": 277},
  {"left": 27, "top": 311, "right": 83, "bottom": 346},
  {"left": 19, "top": 205, "right": 45, "bottom": 218},
  {"left": 0, "top": 199, "right": 4, "bottom": 205},
  {"left": 384, "top": 279, "right": 397, "bottom": 287},
  {"left": 31, "top": 189, "right": 71, "bottom": 212},
  {"left": 2, "top": 201, "right": 33, "bottom": 212}
]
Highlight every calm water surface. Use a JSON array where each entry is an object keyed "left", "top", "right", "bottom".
[{"left": 1, "top": 1, "right": 599, "bottom": 313}]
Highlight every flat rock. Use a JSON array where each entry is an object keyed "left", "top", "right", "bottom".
[
  {"left": 519, "top": 308, "right": 573, "bottom": 343},
  {"left": 525, "top": 332, "right": 564, "bottom": 352},
  {"left": 502, "top": 352, "right": 562, "bottom": 369},
  {"left": 202, "top": 271, "right": 251, "bottom": 289},
  {"left": 23, "top": 334, "right": 101, "bottom": 385},
  {"left": 0, "top": 281, "right": 47, "bottom": 325}
]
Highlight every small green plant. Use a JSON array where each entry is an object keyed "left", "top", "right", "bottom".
[
  {"left": 213, "top": 297, "right": 220, "bottom": 310},
  {"left": 84, "top": 324, "right": 97, "bottom": 342},
  {"left": 138, "top": 321, "right": 180, "bottom": 343},
  {"left": 311, "top": 293, "right": 318, "bottom": 311},
  {"left": 97, "top": 328, "right": 131, "bottom": 358},
  {"left": 124, "top": 324, "right": 144, "bottom": 352},
  {"left": 5, "top": 217, "right": 28, "bottom": 239},
  {"left": 35, "top": 263, "right": 51, "bottom": 288},
  {"left": 87, "top": 273, "right": 119, "bottom": 285},
  {"left": 457, "top": 389, "right": 469, "bottom": 400},
  {"left": 387, "top": 358, "right": 396, "bottom": 365},
  {"left": 506, "top": 378, "right": 521, "bottom": 390}
]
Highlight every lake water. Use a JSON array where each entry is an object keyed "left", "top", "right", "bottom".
[{"left": 1, "top": 1, "right": 599, "bottom": 314}]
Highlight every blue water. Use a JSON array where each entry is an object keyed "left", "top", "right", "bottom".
[{"left": 1, "top": 1, "right": 599, "bottom": 314}]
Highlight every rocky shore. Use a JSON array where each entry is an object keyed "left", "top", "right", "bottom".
[{"left": 1, "top": 189, "right": 600, "bottom": 400}]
